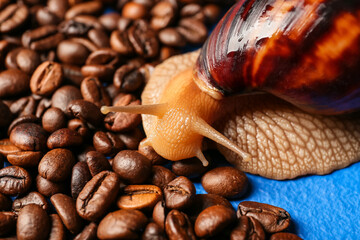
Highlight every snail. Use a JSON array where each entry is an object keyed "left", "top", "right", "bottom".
[{"left": 102, "top": 0, "right": 360, "bottom": 179}]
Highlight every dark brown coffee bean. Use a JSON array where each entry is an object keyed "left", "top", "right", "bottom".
[
  {"left": 180, "top": 3, "right": 204, "bottom": 21},
  {"left": 12, "top": 191, "right": 49, "bottom": 214},
  {"left": 0, "top": 69, "right": 29, "bottom": 98},
  {"left": 57, "top": 39, "right": 90, "bottom": 65},
  {"left": 172, "top": 157, "right": 208, "bottom": 179},
  {"left": 164, "top": 176, "right": 195, "bottom": 210},
  {"left": 139, "top": 140, "right": 165, "bottom": 165},
  {"left": 0, "top": 193, "right": 12, "bottom": 211},
  {"left": 7, "top": 115, "right": 39, "bottom": 136},
  {"left": 0, "top": 4, "right": 29, "bottom": 33},
  {"left": 158, "top": 28, "right": 186, "bottom": 47},
  {"left": 17, "top": 204, "right": 50, "bottom": 240},
  {"left": 58, "top": 19, "right": 91, "bottom": 36},
  {"left": 270, "top": 232, "right": 303, "bottom": 240},
  {"left": 113, "top": 150, "right": 152, "bottom": 184},
  {"left": 49, "top": 214, "right": 66, "bottom": 240},
  {"left": 7, "top": 150, "right": 42, "bottom": 167},
  {"left": 36, "top": 98, "right": 52, "bottom": 118},
  {"left": 117, "top": 17, "right": 133, "bottom": 31},
  {"left": 230, "top": 216, "right": 265, "bottom": 240},
  {"left": 51, "top": 85, "right": 82, "bottom": 114},
  {"left": 5, "top": 47, "right": 22, "bottom": 70},
  {"left": 151, "top": 165, "right": 176, "bottom": 190},
  {"left": 203, "top": 4, "right": 221, "bottom": 24},
  {"left": 128, "top": 20, "right": 159, "bottom": 58},
  {"left": 177, "top": 18, "right": 207, "bottom": 44},
  {"left": 81, "top": 64, "right": 114, "bottom": 81},
  {"left": 0, "top": 100, "right": 12, "bottom": 128},
  {"left": 195, "top": 205, "right": 236, "bottom": 238},
  {"left": 47, "top": 128, "right": 83, "bottom": 149},
  {"left": 0, "top": 166, "right": 31, "bottom": 196},
  {"left": 42, "top": 107, "right": 67, "bottom": 133},
  {"left": 51, "top": 193, "right": 84, "bottom": 234},
  {"left": 110, "top": 30, "right": 134, "bottom": 55},
  {"left": 122, "top": 2, "right": 147, "bottom": 20},
  {"left": 47, "top": 0, "right": 69, "bottom": 19},
  {"left": 97, "top": 209, "right": 148, "bottom": 239},
  {"left": 85, "top": 151, "right": 112, "bottom": 176},
  {"left": 0, "top": 138, "right": 22, "bottom": 156},
  {"left": 30, "top": 61, "right": 63, "bottom": 96},
  {"left": 165, "top": 210, "right": 196, "bottom": 240},
  {"left": 117, "top": 185, "right": 162, "bottom": 211},
  {"left": 36, "top": 175, "right": 66, "bottom": 197},
  {"left": 202, "top": 166, "right": 248, "bottom": 198},
  {"left": 62, "top": 64, "right": 83, "bottom": 86},
  {"left": 86, "top": 48, "right": 119, "bottom": 66},
  {"left": 38, "top": 148, "right": 75, "bottom": 182},
  {"left": 22, "top": 25, "right": 64, "bottom": 51},
  {"left": 150, "top": 1, "right": 175, "bottom": 30},
  {"left": 88, "top": 28, "right": 110, "bottom": 48},
  {"left": 74, "top": 222, "right": 98, "bottom": 240},
  {"left": 16, "top": 48, "right": 41, "bottom": 74},
  {"left": 93, "top": 131, "right": 124, "bottom": 156},
  {"left": 0, "top": 211, "right": 17, "bottom": 237},
  {"left": 76, "top": 171, "right": 121, "bottom": 221},
  {"left": 9, "top": 96, "right": 37, "bottom": 117},
  {"left": 68, "top": 99, "right": 104, "bottom": 128},
  {"left": 36, "top": 7, "right": 60, "bottom": 26},
  {"left": 71, "top": 161, "right": 92, "bottom": 199},
  {"left": 153, "top": 200, "right": 166, "bottom": 230},
  {"left": 237, "top": 201, "right": 291, "bottom": 233},
  {"left": 142, "top": 222, "right": 166, "bottom": 240},
  {"left": 99, "top": 12, "right": 121, "bottom": 32},
  {"left": 81, "top": 76, "right": 111, "bottom": 107},
  {"left": 65, "top": 1, "right": 103, "bottom": 19},
  {"left": 67, "top": 118, "right": 90, "bottom": 138},
  {"left": 113, "top": 64, "right": 144, "bottom": 92}
]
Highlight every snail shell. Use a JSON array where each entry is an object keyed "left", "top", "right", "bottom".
[{"left": 194, "top": 0, "right": 360, "bottom": 115}]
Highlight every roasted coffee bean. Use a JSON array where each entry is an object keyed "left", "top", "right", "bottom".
[
  {"left": 9, "top": 96, "right": 37, "bottom": 117},
  {"left": 113, "top": 64, "right": 144, "bottom": 92},
  {"left": 17, "top": 204, "right": 50, "bottom": 240},
  {"left": 152, "top": 201, "right": 166, "bottom": 230},
  {"left": 68, "top": 99, "right": 104, "bottom": 128},
  {"left": 0, "top": 193, "right": 12, "bottom": 211},
  {"left": 177, "top": 18, "right": 207, "bottom": 44},
  {"left": 195, "top": 205, "right": 236, "bottom": 238},
  {"left": 7, "top": 150, "right": 42, "bottom": 167},
  {"left": 42, "top": 107, "right": 67, "bottom": 133},
  {"left": 51, "top": 85, "right": 82, "bottom": 114},
  {"left": 0, "top": 166, "right": 31, "bottom": 196},
  {"left": 113, "top": 150, "right": 152, "bottom": 184},
  {"left": 88, "top": 28, "right": 110, "bottom": 48},
  {"left": 22, "top": 25, "right": 64, "bottom": 51},
  {"left": 172, "top": 157, "right": 208, "bottom": 179},
  {"left": 117, "top": 185, "right": 162, "bottom": 211},
  {"left": 97, "top": 209, "right": 148, "bottom": 239},
  {"left": 57, "top": 39, "right": 90, "bottom": 65},
  {"left": 110, "top": 30, "right": 134, "bottom": 55},
  {"left": 65, "top": 1, "right": 103, "bottom": 20},
  {"left": 76, "top": 171, "right": 121, "bottom": 221},
  {"left": 0, "top": 138, "right": 22, "bottom": 156},
  {"left": 237, "top": 201, "right": 291, "bottom": 233},
  {"left": 67, "top": 118, "right": 90, "bottom": 138},
  {"left": 0, "top": 100, "right": 12, "bottom": 128},
  {"left": 7, "top": 115, "right": 39, "bottom": 136},
  {"left": 0, "top": 69, "right": 29, "bottom": 98},
  {"left": 5, "top": 47, "right": 23, "bottom": 70},
  {"left": 48, "top": 214, "right": 66, "bottom": 240},
  {"left": 180, "top": 3, "right": 205, "bottom": 21},
  {"left": 51, "top": 193, "right": 84, "bottom": 234},
  {"left": 99, "top": 12, "right": 121, "bottom": 32},
  {"left": 165, "top": 210, "right": 196, "bottom": 240},
  {"left": 71, "top": 161, "right": 92, "bottom": 199},
  {"left": 158, "top": 28, "right": 186, "bottom": 47},
  {"left": 16, "top": 48, "right": 41, "bottom": 74},
  {"left": 36, "top": 7, "right": 60, "bottom": 26},
  {"left": 86, "top": 48, "right": 119, "bottom": 66},
  {"left": 122, "top": 2, "right": 147, "bottom": 20},
  {"left": 128, "top": 20, "right": 159, "bottom": 58},
  {"left": 30, "top": 61, "right": 63, "bottom": 96},
  {"left": 203, "top": 4, "right": 221, "bottom": 24},
  {"left": 142, "top": 222, "right": 166, "bottom": 240},
  {"left": 230, "top": 216, "right": 265, "bottom": 240},
  {"left": 202, "top": 166, "right": 248, "bottom": 198},
  {"left": 35, "top": 98, "right": 52, "bottom": 118},
  {"left": 81, "top": 76, "right": 111, "bottom": 107},
  {"left": 81, "top": 64, "right": 114, "bottom": 81},
  {"left": 38, "top": 148, "right": 75, "bottom": 182},
  {"left": 117, "top": 17, "right": 133, "bottom": 31},
  {"left": 0, "top": 4, "right": 29, "bottom": 33},
  {"left": 93, "top": 131, "right": 124, "bottom": 156},
  {"left": 58, "top": 19, "right": 91, "bottom": 36},
  {"left": 0, "top": 211, "right": 17, "bottom": 237},
  {"left": 150, "top": 1, "right": 176, "bottom": 30},
  {"left": 151, "top": 165, "right": 176, "bottom": 190},
  {"left": 74, "top": 222, "right": 98, "bottom": 240},
  {"left": 47, "top": 128, "right": 83, "bottom": 149},
  {"left": 62, "top": 64, "right": 83, "bottom": 86},
  {"left": 36, "top": 175, "right": 66, "bottom": 197},
  {"left": 85, "top": 151, "right": 112, "bottom": 176},
  {"left": 164, "top": 176, "right": 196, "bottom": 210},
  {"left": 139, "top": 140, "right": 165, "bottom": 165},
  {"left": 47, "top": 0, "right": 68, "bottom": 19},
  {"left": 12, "top": 191, "right": 49, "bottom": 214},
  {"left": 270, "top": 232, "right": 303, "bottom": 240}
]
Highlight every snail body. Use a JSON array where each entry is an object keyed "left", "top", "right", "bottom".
[{"left": 102, "top": 0, "right": 360, "bottom": 179}]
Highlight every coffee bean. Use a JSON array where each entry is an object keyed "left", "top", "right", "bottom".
[
  {"left": 164, "top": 176, "right": 196, "bottom": 210},
  {"left": 71, "top": 161, "right": 92, "bottom": 199},
  {"left": 172, "top": 157, "right": 208, "bottom": 179},
  {"left": 22, "top": 25, "right": 64, "bottom": 51},
  {"left": 58, "top": 19, "right": 91, "bottom": 36},
  {"left": 85, "top": 48, "right": 119, "bottom": 66},
  {"left": 153, "top": 200, "right": 166, "bottom": 230},
  {"left": 35, "top": 98, "right": 52, "bottom": 118},
  {"left": 65, "top": 1, "right": 103, "bottom": 20},
  {"left": 117, "top": 185, "right": 162, "bottom": 211},
  {"left": 97, "top": 209, "right": 148, "bottom": 239},
  {"left": 150, "top": 1, "right": 176, "bottom": 30},
  {"left": 81, "top": 76, "right": 112, "bottom": 107},
  {"left": 85, "top": 151, "right": 112, "bottom": 176},
  {"left": 230, "top": 216, "right": 265, "bottom": 240},
  {"left": 0, "top": 4, "right": 29, "bottom": 33},
  {"left": 12, "top": 191, "right": 49, "bottom": 214},
  {"left": 117, "top": 17, "right": 133, "bottom": 31},
  {"left": 110, "top": 30, "right": 134, "bottom": 55},
  {"left": 0, "top": 138, "right": 22, "bottom": 157},
  {"left": 93, "top": 131, "right": 124, "bottom": 156},
  {"left": 51, "top": 85, "right": 82, "bottom": 114},
  {"left": 113, "top": 64, "right": 144, "bottom": 92},
  {"left": 142, "top": 222, "right": 166, "bottom": 240},
  {"left": 67, "top": 118, "right": 90, "bottom": 138},
  {"left": 5, "top": 47, "right": 22, "bottom": 70},
  {"left": 99, "top": 12, "right": 121, "bottom": 32},
  {"left": 195, "top": 205, "right": 236, "bottom": 238},
  {"left": 36, "top": 7, "right": 60, "bottom": 26},
  {"left": 122, "top": 2, "right": 147, "bottom": 20},
  {"left": 128, "top": 20, "right": 159, "bottom": 58},
  {"left": 7, "top": 115, "right": 39, "bottom": 136},
  {"left": 203, "top": 4, "right": 221, "bottom": 24},
  {"left": 177, "top": 18, "right": 207, "bottom": 44},
  {"left": 76, "top": 171, "right": 121, "bottom": 221},
  {"left": 17, "top": 204, "right": 50, "bottom": 240},
  {"left": 180, "top": 3, "right": 205, "bottom": 22},
  {"left": 0, "top": 100, "right": 12, "bottom": 128},
  {"left": 113, "top": 150, "right": 152, "bottom": 184},
  {"left": 0, "top": 69, "right": 30, "bottom": 98},
  {"left": 47, "top": 128, "right": 83, "bottom": 149},
  {"left": 87, "top": 28, "right": 110, "bottom": 48},
  {"left": 68, "top": 99, "right": 104, "bottom": 128},
  {"left": 42, "top": 107, "right": 67, "bottom": 133},
  {"left": 51, "top": 193, "right": 84, "bottom": 234},
  {"left": 74, "top": 222, "right": 98, "bottom": 240},
  {"left": 0, "top": 166, "right": 31, "bottom": 196},
  {"left": 38, "top": 148, "right": 75, "bottom": 182},
  {"left": 36, "top": 175, "right": 66, "bottom": 197},
  {"left": 158, "top": 28, "right": 186, "bottom": 47},
  {"left": 30, "top": 61, "right": 63, "bottom": 96},
  {"left": 62, "top": 64, "right": 84, "bottom": 86},
  {"left": 0, "top": 193, "right": 12, "bottom": 211},
  {"left": 139, "top": 140, "right": 166, "bottom": 165},
  {"left": 48, "top": 214, "right": 66, "bottom": 240},
  {"left": 151, "top": 165, "right": 176, "bottom": 190},
  {"left": 9, "top": 96, "right": 37, "bottom": 117},
  {"left": 201, "top": 166, "right": 248, "bottom": 198},
  {"left": 16, "top": 48, "right": 41, "bottom": 74},
  {"left": 165, "top": 209, "right": 196, "bottom": 240},
  {"left": 47, "top": 0, "right": 68, "bottom": 19},
  {"left": 81, "top": 64, "right": 115, "bottom": 81},
  {"left": 7, "top": 150, "right": 42, "bottom": 167},
  {"left": 159, "top": 46, "right": 180, "bottom": 61},
  {"left": 0, "top": 211, "right": 17, "bottom": 237},
  {"left": 270, "top": 232, "right": 303, "bottom": 240},
  {"left": 57, "top": 39, "right": 90, "bottom": 65},
  {"left": 237, "top": 201, "right": 291, "bottom": 233}
]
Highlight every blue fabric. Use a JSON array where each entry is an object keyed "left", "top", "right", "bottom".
[{"left": 194, "top": 161, "right": 360, "bottom": 239}]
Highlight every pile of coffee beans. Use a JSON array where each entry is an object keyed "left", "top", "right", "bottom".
[{"left": 0, "top": 0, "right": 303, "bottom": 239}]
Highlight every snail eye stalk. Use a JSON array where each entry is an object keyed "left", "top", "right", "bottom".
[{"left": 101, "top": 103, "right": 169, "bottom": 117}]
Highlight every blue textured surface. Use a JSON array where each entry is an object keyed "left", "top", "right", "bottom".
[{"left": 194, "top": 161, "right": 360, "bottom": 239}]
